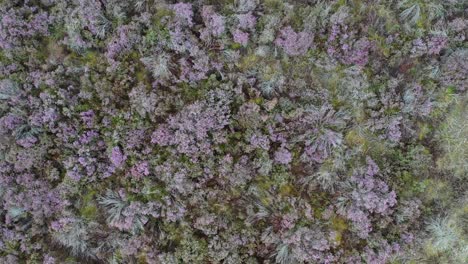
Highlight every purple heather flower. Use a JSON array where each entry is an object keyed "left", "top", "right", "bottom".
[
  {"left": 130, "top": 161, "right": 150, "bottom": 179},
  {"left": 80, "top": 110, "right": 95, "bottom": 127},
  {"left": 342, "top": 38, "right": 372, "bottom": 66},
  {"left": 151, "top": 91, "right": 231, "bottom": 160},
  {"left": 275, "top": 26, "right": 314, "bottom": 56},
  {"left": 233, "top": 29, "right": 249, "bottom": 46},
  {"left": 387, "top": 118, "right": 402, "bottom": 142},
  {"left": 78, "top": 130, "right": 99, "bottom": 144},
  {"left": 43, "top": 255, "right": 56, "bottom": 264},
  {"left": 201, "top": 6, "right": 225, "bottom": 39},
  {"left": 151, "top": 126, "right": 172, "bottom": 146},
  {"left": 410, "top": 38, "right": 427, "bottom": 57},
  {"left": 0, "top": 10, "right": 51, "bottom": 49},
  {"left": 280, "top": 214, "right": 297, "bottom": 230},
  {"left": 274, "top": 148, "right": 292, "bottom": 165},
  {"left": 250, "top": 133, "right": 270, "bottom": 150},
  {"left": 1, "top": 113, "right": 23, "bottom": 130},
  {"left": 365, "top": 157, "right": 379, "bottom": 177},
  {"left": 105, "top": 25, "right": 139, "bottom": 64},
  {"left": 427, "top": 35, "right": 448, "bottom": 55},
  {"left": 110, "top": 146, "right": 126, "bottom": 168},
  {"left": 50, "top": 218, "right": 73, "bottom": 231},
  {"left": 172, "top": 3, "right": 194, "bottom": 27},
  {"left": 237, "top": 12, "right": 257, "bottom": 30},
  {"left": 16, "top": 136, "right": 37, "bottom": 148}
]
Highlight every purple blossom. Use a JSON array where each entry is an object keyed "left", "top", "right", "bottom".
[
  {"left": 0, "top": 2, "right": 452, "bottom": 261},
  {"left": 440, "top": 49, "right": 468, "bottom": 92},
  {"left": 275, "top": 26, "right": 314, "bottom": 56},
  {"left": 177, "top": 50, "right": 212, "bottom": 82},
  {"left": 0, "top": 9, "right": 52, "bottom": 49},
  {"left": 237, "top": 12, "right": 257, "bottom": 30},
  {"left": 50, "top": 218, "right": 74, "bottom": 232},
  {"left": 363, "top": 241, "right": 401, "bottom": 264},
  {"left": 201, "top": 6, "right": 225, "bottom": 40},
  {"left": 172, "top": 3, "right": 194, "bottom": 27},
  {"left": 410, "top": 38, "right": 427, "bottom": 57},
  {"left": 387, "top": 117, "right": 402, "bottom": 142},
  {"left": 16, "top": 136, "right": 37, "bottom": 148},
  {"left": 130, "top": 161, "right": 150, "bottom": 179},
  {"left": 110, "top": 146, "right": 126, "bottom": 168},
  {"left": 43, "top": 255, "right": 56, "bottom": 264},
  {"left": 250, "top": 133, "right": 270, "bottom": 150},
  {"left": 75, "top": 0, "right": 108, "bottom": 38},
  {"left": 80, "top": 110, "right": 95, "bottom": 127},
  {"left": 0, "top": 113, "right": 23, "bottom": 131},
  {"left": 427, "top": 35, "right": 448, "bottom": 55},
  {"left": 341, "top": 38, "right": 372, "bottom": 66},
  {"left": 233, "top": 29, "right": 249, "bottom": 46},
  {"left": 151, "top": 126, "right": 172, "bottom": 146},
  {"left": 326, "top": 23, "right": 372, "bottom": 66},
  {"left": 366, "top": 156, "right": 379, "bottom": 177},
  {"left": 338, "top": 158, "right": 398, "bottom": 238},
  {"left": 151, "top": 90, "right": 231, "bottom": 160},
  {"left": 78, "top": 130, "right": 99, "bottom": 144},
  {"left": 274, "top": 148, "right": 292, "bottom": 165},
  {"left": 105, "top": 25, "right": 140, "bottom": 67}
]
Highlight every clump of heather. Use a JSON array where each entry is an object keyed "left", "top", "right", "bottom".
[
  {"left": 0, "top": 0, "right": 466, "bottom": 263},
  {"left": 275, "top": 26, "right": 314, "bottom": 56}
]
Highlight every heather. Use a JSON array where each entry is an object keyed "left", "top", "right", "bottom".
[{"left": 0, "top": 0, "right": 467, "bottom": 263}]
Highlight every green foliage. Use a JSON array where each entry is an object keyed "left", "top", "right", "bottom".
[
  {"left": 80, "top": 189, "right": 99, "bottom": 220},
  {"left": 423, "top": 206, "right": 468, "bottom": 263},
  {"left": 436, "top": 96, "right": 468, "bottom": 179},
  {"left": 174, "top": 232, "right": 209, "bottom": 263}
]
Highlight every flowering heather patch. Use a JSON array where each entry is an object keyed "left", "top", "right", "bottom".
[{"left": 0, "top": 0, "right": 467, "bottom": 263}]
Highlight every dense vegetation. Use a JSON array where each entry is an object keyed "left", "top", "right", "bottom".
[{"left": 0, "top": 0, "right": 466, "bottom": 263}]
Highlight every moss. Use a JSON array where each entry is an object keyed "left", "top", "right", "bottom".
[
  {"left": 153, "top": 8, "right": 175, "bottom": 24},
  {"left": 80, "top": 204, "right": 98, "bottom": 220},
  {"left": 417, "top": 122, "right": 432, "bottom": 140},
  {"left": 174, "top": 232, "right": 209, "bottom": 263},
  {"left": 369, "top": 31, "right": 391, "bottom": 58},
  {"left": 0, "top": 50, "right": 8, "bottom": 65},
  {"left": 255, "top": 175, "right": 275, "bottom": 193},
  {"left": 147, "top": 8, "right": 173, "bottom": 44},
  {"left": 230, "top": 42, "right": 242, "bottom": 50},
  {"left": 252, "top": 97, "right": 264, "bottom": 105},
  {"left": 180, "top": 83, "right": 205, "bottom": 103},
  {"left": 65, "top": 50, "right": 103, "bottom": 69},
  {"left": 74, "top": 103, "right": 91, "bottom": 112},
  {"left": 289, "top": 6, "right": 309, "bottom": 31},
  {"left": 212, "top": 202, "right": 230, "bottom": 215},
  {"left": 309, "top": 192, "right": 332, "bottom": 218},
  {"left": 144, "top": 27, "right": 170, "bottom": 46},
  {"left": 111, "top": 115, "right": 126, "bottom": 127},
  {"left": 345, "top": 129, "right": 370, "bottom": 149},
  {"left": 145, "top": 185, "right": 168, "bottom": 202},
  {"left": 335, "top": 0, "right": 347, "bottom": 9},
  {"left": 238, "top": 54, "right": 260, "bottom": 71},
  {"left": 135, "top": 68, "right": 150, "bottom": 84},
  {"left": 397, "top": 171, "right": 429, "bottom": 198},
  {"left": 82, "top": 50, "right": 101, "bottom": 67},
  {"left": 279, "top": 183, "right": 296, "bottom": 197},
  {"left": 422, "top": 179, "right": 452, "bottom": 206},
  {"left": 330, "top": 216, "right": 348, "bottom": 245},
  {"left": 80, "top": 189, "right": 99, "bottom": 220},
  {"left": 137, "top": 254, "right": 148, "bottom": 264}
]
